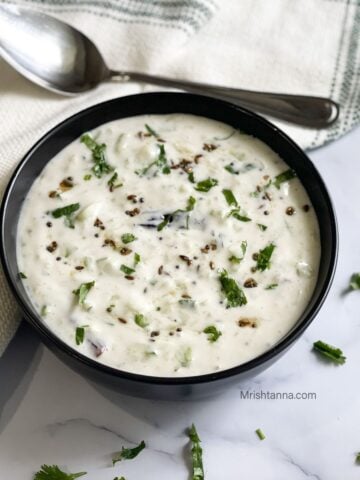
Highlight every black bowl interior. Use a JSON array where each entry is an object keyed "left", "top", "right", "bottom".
[{"left": 0, "top": 93, "right": 338, "bottom": 396}]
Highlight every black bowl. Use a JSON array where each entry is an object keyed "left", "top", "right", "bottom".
[{"left": 0, "top": 93, "right": 338, "bottom": 400}]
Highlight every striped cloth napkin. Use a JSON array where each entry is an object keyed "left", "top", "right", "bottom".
[{"left": 0, "top": 0, "right": 359, "bottom": 355}]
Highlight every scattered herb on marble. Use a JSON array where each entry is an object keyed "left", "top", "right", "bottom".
[
  {"left": 157, "top": 196, "right": 196, "bottom": 231},
  {"left": 255, "top": 428, "right": 266, "bottom": 441},
  {"left": 134, "top": 313, "right": 149, "bottom": 328},
  {"left": 255, "top": 243, "right": 276, "bottom": 272},
  {"left": 72, "top": 281, "right": 95, "bottom": 308},
  {"left": 52, "top": 203, "right": 80, "bottom": 228},
  {"left": 272, "top": 169, "right": 296, "bottom": 189},
  {"left": 81, "top": 133, "right": 114, "bottom": 178},
  {"left": 203, "top": 325, "right": 222, "bottom": 343},
  {"left": 107, "top": 172, "right": 123, "bottom": 192},
  {"left": 121, "top": 233, "right": 137, "bottom": 244},
  {"left": 349, "top": 273, "right": 360, "bottom": 290},
  {"left": 313, "top": 340, "right": 346, "bottom": 365},
  {"left": 188, "top": 424, "right": 204, "bottom": 480},
  {"left": 194, "top": 178, "right": 218, "bottom": 192},
  {"left": 34, "top": 465, "right": 86, "bottom": 480},
  {"left": 219, "top": 269, "right": 247, "bottom": 308},
  {"left": 136, "top": 144, "right": 170, "bottom": 176},
  {"left": 112, "top": 440, "right": 146, "bottom": 465}
]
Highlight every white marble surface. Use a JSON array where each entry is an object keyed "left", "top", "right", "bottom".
[{"left": 1, "top": 123, "right": 360, "bottom": 480}]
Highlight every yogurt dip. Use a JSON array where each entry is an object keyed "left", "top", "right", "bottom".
[{"left": 17, "top": 114, "right": 320, "bottom": 377}]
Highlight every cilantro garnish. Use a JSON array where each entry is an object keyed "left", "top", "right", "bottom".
[
  {"left": 134, "top": 313, "right": 148, "bottom": 328},
  {"left": 72, "top": 281, "right": 95, "bottom": 308},
  {"left": 255, "top": 428, "right": 266, "bottom": 441},
  {"left": 188, "top": 424, "right": 204, "bottom": 480},
  {"left": 107, "top": 172, "right": 123, "bottom": 192},
  {"left": 18, "top": 271, "right": 27, "bottom": 279},
  {"left": 157, "top": 196, "right": 196, "bottom": 231},
  {"left": 120, "top": 265, "right": 135, "bottom": 276},
  {"left": 257, "top": 223, "right": 267, "bottom": 231},
  {"left": 272, "top": 169, "right": 296, "bottom": 189},
  {"left": 219, "top": 269, "right": 247, "bottom": 308},
  {"left": 112, "top": 440, "right": 146, "bottom": 465},
  {"left": 255, "top": 243, "right": 276, "bottom": 271},
  {"left": 194, "top": 178, "right": 218, "bottom": 192},
  {"left": 349, "top": 273, "right": 360, "bottom": 290},
  {"left": 136, "top": 144, "right": 170, "bottom": 176},
  {"left": 222, "top": 189, "right": 251, "bottom": 222},
  {"left": 203, "top": 325, "right": 222, "bottom": 343},
  {"left": 121, "top": 233, "right": 137, "bottom": 244},
  {"left": 75, "top": 326, "right": 86, "bottom": 345},
  {"left": 52, "top": 203, "right": 80, "bottom": 228},
  {"left": 313, "top": 340, "right": 346, "bottom": 365},
  {"left": 145, "top": 123, "right": 159, "bottom": 138},
  {"left": 81, "top": 133, "right": 114, "bottom": 178},
  {"left": 34, "top": 465, "right": 86, "bottom": 480},
  {"left": 228, "top": 241, "right": 247, "bottom": 264},
  {"left": 222, "top": 189, "right": 238, "bottom": 206},
  {"left": 265, "top": 283, "right": 278, "bottom": 290}
]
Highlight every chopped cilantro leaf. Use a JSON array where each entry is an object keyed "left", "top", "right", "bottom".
[
  {"left": 18, "top": 271, "right": 27, "bottom": 279},
  {"left": 134, "top": 252, "right": 141, "bottom": 266},
  {"left": 145, "top": 123, "right": 159, "bottom": 138},
  {"left": 52, "top": 203, "right": 80, "bottom": 228},
  {"left": 265, "top": 283, "right": 278, "bottom": 290},
  {"left": 107, "top": 172, "right": 123, "bottom": 191},
  {"left": 194, "top": 178, "right": 218, "bottom": 192},
  {"left": 83, "top": 174, "right": 92, "bottom": 181},
  {"left": 219, "top": 269, "right": 247, "bottom": 308},
  {"left": 112, "top": 440, "right": 146, "bottom": 465},
  {"left": 121, "top": 233, "right": 137, "bottom": 244},
  {"left": 257, "top": 223, "right": 268, "bottom": 231},
  {"left": 72, "top": 281, "right": 95, "bottom": 307},
  {"left": 255, "top": 243, "right": 276, "bottom": 271},
  {"left": 255, "top": 428, "right": 266, "bottom": 440},
  {"left": 157, "top": 196, "right": 196, "bottom": 231},
  {"left": 272, "top": 169, "right": 296, "bottom": 189},
  {"left": 75, "top": 326, "right": 86, "bottom": 345},
  {"left": 136, "top": 144, "right": 170, "bottom": 176},
  {"left": 222, "top": 189, "right": 238, "bottom": 207},
  {"left": 349, "top": 273, "right": 360, "bottom": 290},
  {"left": 134, "top": 313, "right": 148, "bottom": 328},
  {"left": 34, "top": 465, "right": 86, "bottom": 480},
  {"left": 120, "top": 265, "right": 135, "bottom": 275},
  {"left": 228, "top": 241, "right": 247, "bottom": 264},
  {"left": 81, "top": 133, "right": 114, "bottom": 178},
  {"left": 313, "top": 340, "right": 346, "bottom": 365},
  {"left": 188, "top": 424, "right": 204, "bottom": 480},
  {"left": 203, "top": 325, "right": 222, "bottom": 343}
]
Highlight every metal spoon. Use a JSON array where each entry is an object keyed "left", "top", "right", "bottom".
[{"left": 0, "top": 4, "right": 339, "bottom": 128}]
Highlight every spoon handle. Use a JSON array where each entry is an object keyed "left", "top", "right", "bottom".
[{"left": 110, "top": 71, "right": 339, "bottom": 128}]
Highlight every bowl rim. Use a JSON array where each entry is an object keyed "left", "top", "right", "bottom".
[{"left": 0, "top": 92, "right": 338, "bottom": 386}]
